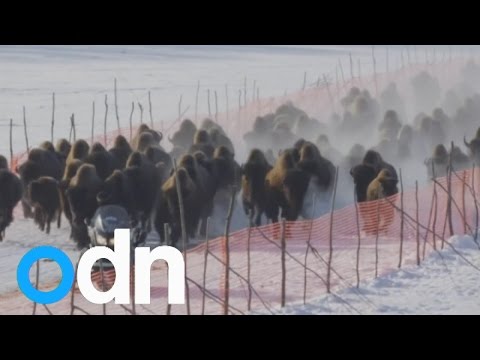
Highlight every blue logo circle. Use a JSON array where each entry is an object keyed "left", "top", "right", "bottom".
[{"left": 17, "top": 246, "right": 74, "bottom": 305}]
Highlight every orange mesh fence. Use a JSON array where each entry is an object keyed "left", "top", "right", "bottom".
[{"left": 2, "top": 58, "right": 479, "bottom": 315}]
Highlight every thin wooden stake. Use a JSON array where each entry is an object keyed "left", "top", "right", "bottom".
[
  {"left": 223, "top": 186, "right": 237, "bottom": 315},
  {"left": 9, "top": 119, "right": 13, "bottom": 171},
  {"left": 129, "top": 102, "right": 134, "bottom": 142},
  {"left": 104, "top": 95, "right": 108, "bottom": 146},
  {"left": 244, "top": 77, "right": 247, "bottom": 107},
  {"left": 354, "top": 189, "right": 362, "bottom": 288},
  {"left": 164, "top": 223, "right": 172, "bottom": 315},
  {"left": 280, "top": 219, "right": 287, "bottom": 307},
  {"left": 462, "top": 171, "right": 467, "bottom": 234},
  {"left": 148, "top": 91, "right": 153, "bottom": 129},
  {"left": 22, "top": 106, "right": 30, "bottom": 153},
  {"left": 91, "top": 101, "right": 95, "bottom": 145},
  {"left": 195, "top": 81, "right": 200, "bottom": 124},
  {"left": 114, "top": 78, "right": 120, "bottom": 131},
  {"left": 225, "top": 84, "right": 229, "bottom": 122},
  {"left": 207, "top": 89, "right": 211, "bottom": 118},
  {"left": 302, "top": 72, "right": 307, "bottom": 91},
  {"left": 51, "top": 92, "right": 55, "bottom": 143},
  {"left": 375, "top": 200, "right": 380, "bottom": 278},
  {"left": 303, "top": 194, "right": 317, "bottom": 304},
  {"left": 398, "top": 169, "right": 404, "bottom": 268},
  {"left": 201, "top": 218, "right": 210, "bottom": 315},
  {"left": 326, "top": 167, "right": 339, "bottom": 293},
  {"left": 138, "top": 102, "right": 144, "bottom": 125},
  {"left": 214, "top": 90, "right": 218, "bottom": 123},
  {"left": 472, "top": 164, "right": 479, "bottom": 244},
  {"left": 432, "top": 167, "right": 438, "bottom": 251},
  {"left": 247, "top": 225, "right": 252, "bottom": 311},
  {"left": 70, "top": 113, "right": 76, "bottom": 143},
  {"left": 416, "top": 181, "right": 420, "bottom": 266},
  {"left": 446, "top": 142, "right": 454, "bottom": 240},
  {"left": 178, "top": 95, "right": 183, "bottom": 122},
  {"left": 172, "top": 159, "right": 190, "bottom": 314},
  {"left": 32, "top": 260, "right": 40, "bottom": 315}
]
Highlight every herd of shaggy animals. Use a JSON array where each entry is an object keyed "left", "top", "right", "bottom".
[{"left": 2, "top": 62, "right": 480, "bottom": 251}]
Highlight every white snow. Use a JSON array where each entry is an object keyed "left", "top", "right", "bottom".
[{"left": 257, "top": 235, "right": 480, "bottom": 315}]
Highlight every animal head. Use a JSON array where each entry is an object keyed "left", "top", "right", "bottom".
[
  {"left": 126, "top": 152, "right": 143, "bottom": 168},
  {"left": 56, "top": 139, "right": 71, "bottom": 157},
  {"left": 69, "top": 140, "right": 90, "bottom": 161},
  {"left": 137, "top": 132, "right": 156, "bottom": 152},
  {"left": 63, "top": 159, "right": 83, "bottom": 181},
  {"left": 299, "top": 142, "right": 321, "bottom": 163},
  {"left": 363, "top": 150, "right": 382, "bottom": 167},
  {"left": 40, "top": 141, "right": 55, "bottom": 153},
  {"left": 433, "top": 144, "right": 448, "bottom": 159},
  {"left": 253, "top": 116, "right": 268, "bottom": 133},
  {"left": 200, "top": 118, "right": 218, "bottom": 131},
  {"left": 113, "top": 135, "right": 131, "bottom": 151},
  {"left": 180, "top": 119, "right": 196, "bottom": 133},
  {"left": 90, "top": 142, "right": 106, "bottom": 154},
  {"left": 214, "top": 145, "right": 233, "bottom": 160},
  {"left": 247, "top": 149, "right": 269, "bottom": 166},
  {"left": 97, "top": 170, "right": 123, "bottom": 205},
  {"left": 71, "top": 164, "right": 98, "bottom": 187},
  {"left": 0, "top": 155, "right": 8, "bottom": 170},
  {"left": 376, "top": 169, "right": 399, "bottom": 196},
  {"left": 350, "top": 164, "right": 377, "bottom": 202},
  {"left": 194, "top": 130, "right": 210, "bottom": 145}
]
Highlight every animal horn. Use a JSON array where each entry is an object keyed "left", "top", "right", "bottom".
[
  {"left": 157, "top": 131, "right": 163, "bottom": 142},
  {"left": 168, "top": 135, "right": 174, "bottom": 143},
  {"left": 464, "top": 136, "right": 471, "bottom": 148}
]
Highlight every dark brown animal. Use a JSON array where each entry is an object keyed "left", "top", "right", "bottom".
[
  {"left": 362, "top": 169, "right": 398, "bottom": 234},
  {"left": 265, "top": 150, "right": 309, "bottom": 222},
  {"left": 65, "top": 164, "right": 102, "bottom": 248},
  {"left": 177, "top": 154, "right": 217, "bottom": 236},
  {"left": 56, "top": 139, "right": 72, "bottom": 159},
  {"left": 84, "top": 142, "right": 121, "bottom": 181},
  {"left": 122, "top": 152, "right": 160, "bottom": 230},
  {"left": 66, "top": 139, "right": 90, "bottom": 165},
  {"left": 59, "top": 159, "right": 84, "bottom": 228},
  {"left": 168, "top": 119, "right": 197, "bottom": 150},
  {"left": 297, "top": 142, "right": 336, "bottom": 193},
  {"left": 28, "top": 177, "right": 61, "bottom": 234},
  {"left": 160, "top": 168, "right": 197, "bottom": 245},
  {"left": 464, "top": 127, "right": 480, "bottom": 165},
  {"left": 188, "top": 130, "right": 215, "bottom": 159},
  {"left": 0, "top": 169, "right": 22, "bottom": 241},
  {"left": 17, "top": 148, "right": 63, "bottom": 218},
  {"left": 350, "top": 150, "right": 397, "bottom": 204},
  {"left": 425, "top": 144, "right": 448, "bottom": 179},
  {"left": 241, "top": 149, "right": 272, "bottom": 226},
  {"left": 209, "top": 128, "right": 235, "bottom": 155},
  {"left": 108, "top": 135, "right": 132, "bottom": 169},
  {"left": 0, "top": 155, "right": 8, "bottom": 170},
  {"left": 131, "top": 124, "right": 163, "bottom": 151}
]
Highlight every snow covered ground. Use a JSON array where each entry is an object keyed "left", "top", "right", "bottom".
[{"left": 258, "top": 235, "right": 480, "bottom": 315}]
